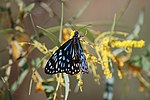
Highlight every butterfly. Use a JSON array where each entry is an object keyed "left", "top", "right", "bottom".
[{"left": 45, "top": 31, "right": 88, "bottom": 75}]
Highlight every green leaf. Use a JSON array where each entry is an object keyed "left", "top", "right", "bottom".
[
  {"left": 42, "top": 82, "right": 54, "bottom": 100},
  {"left": 145, "top": 44, "right": 150, "bottom": 57},
  {"left": 0, "top": 28, "right": 13, "bottom": 35},
  {"left": 132, "top": 61, "right": 141, "bottom": 67},
  {"left": 130, "top": 56, "right": 150, "bottom": 70},
  {"left": 23, "top": 3, "right": 35, "bottom": 19},
  {"left": 63, "top": 74, "right": 70, "bottom": 100},
  {"left": 24, "top": 3, "right": 35, "bottom": 13},
  {"left": 11, "top": 69, "right": 29, "bottom": 93},
  {"left": 80, "top": 28, "right": 95, "bottom": 42},
  {"left": 31, "top": 58, "right": 41, "bottom": 68},
  {"left": 37, "top": 26, "right": 61, "bottom": 46},
  {"left": 130, "top": 56, "right": 142, "bottom": 66},
  {"left": 111, "top": 14, "right": 117, "bottom": 33},
  {"left": 43, "top": 85, "right": 54, "bottom": 93},
  {"left": 37, "top": 54, "right": 51, "bottom": 68},
  {"left": 46, "top": 26, "right": 60, "bottom": 33},
  {"left": 130, "top": 55, "right": 141, "bottom": 62},
  {"left": 141, "top": 56, "right": 150, "bottom": 70}
]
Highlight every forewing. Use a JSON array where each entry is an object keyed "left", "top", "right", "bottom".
[{"left": 45, "top": 39, "right": 80, "bottom": 75}]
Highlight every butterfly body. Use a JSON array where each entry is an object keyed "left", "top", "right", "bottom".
[{"left": 45, "top": 31, "right": 88, "bottom": 75}]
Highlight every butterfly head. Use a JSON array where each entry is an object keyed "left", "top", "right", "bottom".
[{"left": 74, "top": 31, "right": 79, "bottom": 37}]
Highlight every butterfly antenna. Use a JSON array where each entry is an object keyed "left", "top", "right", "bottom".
[
  {"left": 77, "top": 24, "right": 92, "bottom": 37},
  {"left": 65, "top": 20, "right": 77, "bottom": 31},
  {"left": 77, "top": 24, "right": 92, "bottom": 32},
  {"left": 66, "top": 21, "right": 92, "bottom": 35}
]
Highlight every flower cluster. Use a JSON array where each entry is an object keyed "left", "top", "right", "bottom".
[
  {"left": 54, "top": 29, "right": 146, "bottom": 80},
  {"left": 62, "top": 28, "right": 70, "bottom": 43},
  {"left": 98, "top": 37, "right": 113, "bottom": 78},
  {"left": 75, "top": 73, "right": 83, "bottom": 91},
  {"left": 111, "top": 40, "right": 145, "bottom": 48},
  {"left": 86, "top": 53, "right": 98, "bottom": 63},
  {"left": 36, "top": 82, "right": 44, "bottom": 92}
]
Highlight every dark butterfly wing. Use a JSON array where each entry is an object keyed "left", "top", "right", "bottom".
[
  {"left": 75, "top": 38, "right": 88, "bottom": 73},
  {"left": 45, "top": 39, "right": 80, "bottom": 75}
]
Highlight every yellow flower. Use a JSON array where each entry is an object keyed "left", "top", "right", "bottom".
[
  {"left": 33, "top": 40, "right": 48, "bottom": 54},
  {"left": 119, "top": 61, "right": 124, "bottom": 67},
  {"left": 139, "top": 83, "right": 145, "bottom": 92},
  {"left": 70, "top": 30, "right": 75, "bottom": 39},
  {"left": 102, "top": 37, "right": 109, "bottom": 44},
  {"left": 117, "top": 70, "right": 123, "bottom": 79},
  {"left": 11, "top": 40, "right": 23, "bottom": 60},
  {"left": 62, "top": 28, "right": 70, "bottom": 43},
  {"left": 111, "top": 40, "right": 145, "bottom": 48},
  {"left": 36, "top": 82, "right": 44, "bottom": 92},
  {"left": 95, "top": 46, "right": 101, "bottom": 52},
  {"left": 15, "top": 26, "right": 24, "bottom": 32},
  {"left": 94, "top": 75, "right": 100, "bottom": 85},
  {"left": 106, "top": 73, "right": 112, "bottom": 79},
  {"left": 75, "top": 72, "right": 83, "bottom": 92},
  {"left": 56, "top": 77, "right": 64, "bottom": 83},
  {"left": 108, "top": 53, "right": 116, "bottom": 62},
  {"left": 101, "top": 53, "right": 108, "bottom": 68},
  {"left": 78, "top": 80, "right": 83, "bottom": 87},
  {"left": 86, "top": 54, "right": 97, "bottom": 63},
  {"left": 96, "top": 37, "right": 114, "bottom": 78},
  {"left": 104, "top": 69, "right": 110, "bottom": 75},
  {"left": 134, "top": 40, "right": 145, "bottom": 48}
]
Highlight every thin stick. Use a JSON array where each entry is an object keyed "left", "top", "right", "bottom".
[{"left": 59, "top": 2, "right": 64, "bottom": 43}]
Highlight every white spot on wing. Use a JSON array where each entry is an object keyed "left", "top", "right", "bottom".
[
  {"left": 71, "top": 66, "right": 74, "bottom": 70},
  {"left": 48, "top": 61, "right": 51, "bottom": 66},
  {"left": 56, "top": 62, "right": 58, "bottom": 69},
  {"left": 50, "top": 66, "right": 53, "bottom": 69}
]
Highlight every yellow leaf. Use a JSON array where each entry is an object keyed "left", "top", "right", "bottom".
[{"left": 11, "top": 40, "right": 23, "bottom": 60}]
